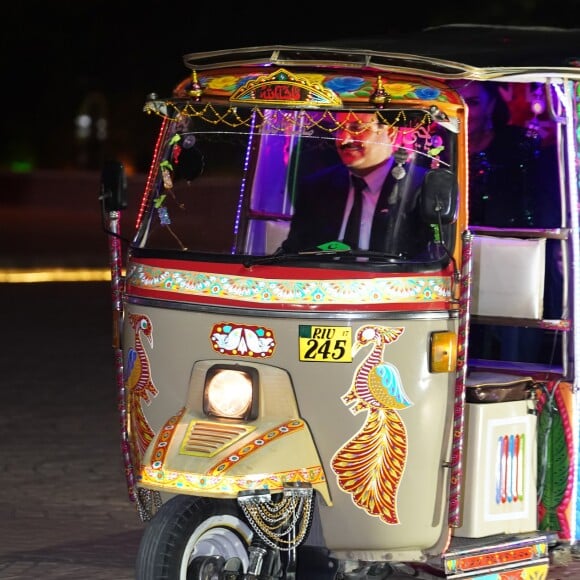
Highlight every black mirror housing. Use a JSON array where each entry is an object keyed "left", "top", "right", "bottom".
[
  {"left": 100, "top": 161, "right": 128, "bottom": 212},
  {"left": 420, "top": 168, "right": 458, "bottom": 224}
]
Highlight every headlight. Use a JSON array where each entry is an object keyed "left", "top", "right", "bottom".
[{"left": 203, "top": 364, "right": 258, "bottom": 420}]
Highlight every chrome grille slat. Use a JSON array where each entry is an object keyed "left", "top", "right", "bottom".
[{"left": 180, "top": 420, "right": 253, "bottom": 457}]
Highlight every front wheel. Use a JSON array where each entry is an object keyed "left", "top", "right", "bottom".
[{"left": 135, "top": 494, "right": 253, "bottom": 580}]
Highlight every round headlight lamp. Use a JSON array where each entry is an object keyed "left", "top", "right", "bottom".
[{"left": 203, "top": 364, "right": 258, "bottom": 420}]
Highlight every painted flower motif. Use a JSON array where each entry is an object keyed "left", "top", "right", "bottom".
[
  {"left": 385, "top": 83, "right": 415, "bottom": 97},
  {"left": 326, "top": 76, "right": 367, "bottom": 94},
  {"left": 416, "top": 87, "right": 441, "bottom": 100},
  {"left": 205, "top": 75, "right": 240, "bottom": 91}
]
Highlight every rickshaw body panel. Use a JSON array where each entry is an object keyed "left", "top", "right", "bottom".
[{"left": 122, "top": 257, "right": 458, "bottom": 553}]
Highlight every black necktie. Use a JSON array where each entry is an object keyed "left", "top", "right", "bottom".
[{"left": 344, "top": 176, "right": 366, "bottom": 249}]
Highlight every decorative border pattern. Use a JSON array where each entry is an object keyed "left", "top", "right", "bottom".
[
  {"left": 445, "top": 545, "right": 548, "bottom": 574},
  {"left": 188, "top": 70, "right": 456, "bottom": 105},
  {"left": 127, "top": 263, "right": 452, "bottom": 306},
  {"left": 141, "top": 463, "right": 326, "bottom": 495},
  {"left": 208, "top": 420, "right": 307, "bottom": 475}
]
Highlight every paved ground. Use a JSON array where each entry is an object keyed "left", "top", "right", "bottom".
[{"left": 0, "top": 282, "right": 145, "bottom": 579}]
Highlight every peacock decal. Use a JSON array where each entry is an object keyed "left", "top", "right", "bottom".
[
  {"left": 331, "top": 324, "right": 412, "bottom": 524},
  {"left": 125, "top": 314, "right": 159, "bottom": 465}
]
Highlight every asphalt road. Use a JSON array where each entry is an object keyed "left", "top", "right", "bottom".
[{"left": 0, "top": 282, "right": 145, "bottom": 579}]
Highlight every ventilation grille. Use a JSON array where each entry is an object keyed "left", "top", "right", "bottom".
[{"left": 180, "top": 420, "right": 254, "bottom": 457}]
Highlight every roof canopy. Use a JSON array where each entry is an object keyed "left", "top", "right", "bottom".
[
  {"left": 183, "top": 25, "right": 580, "bottom": 81},
  {"left": 324, "top": 24, "right": 580, "bottom": 69}
]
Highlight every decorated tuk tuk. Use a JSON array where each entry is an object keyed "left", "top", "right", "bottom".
[{"left": 100, "top": 24, "right": 580, "bottom": 579}]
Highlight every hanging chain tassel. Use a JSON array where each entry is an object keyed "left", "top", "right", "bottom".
[
  {"left": 238, "top": 483, "right": 314, "bottom": 551},
  {"left": 135, "top": 488, "right": 162, "bottom": 522}
]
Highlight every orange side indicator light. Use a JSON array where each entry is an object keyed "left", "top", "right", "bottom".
[{"left": 430, "top": 331, "right": 457, "bottom": 373}]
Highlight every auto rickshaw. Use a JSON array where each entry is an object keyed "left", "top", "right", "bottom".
[{"left": 99, "top": 24, "right": 580, "bottom": 579}]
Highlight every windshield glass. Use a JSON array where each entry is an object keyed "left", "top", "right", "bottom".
[{"left": 137, "top": 104, "right": 458, "bottom": 265}]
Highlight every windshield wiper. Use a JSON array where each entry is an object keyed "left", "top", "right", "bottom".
[{"left": 242, "top": 241, "right": 403, "bottom": 267}]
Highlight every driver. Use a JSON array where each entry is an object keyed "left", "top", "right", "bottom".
[{"left": 282, "top": 111, "right": 432, "bottom": 257}]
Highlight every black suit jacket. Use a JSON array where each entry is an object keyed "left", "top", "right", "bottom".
[{"left": 283, "top": 161, "right": 432, "bottom": 257}]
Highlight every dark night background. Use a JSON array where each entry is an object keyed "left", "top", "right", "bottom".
[{"left": 1, "top": 0, "right": 577, "bottom": 175}]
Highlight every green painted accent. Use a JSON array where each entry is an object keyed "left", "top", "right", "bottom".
[
  {"left": 317, "top": 241, "right": 350, "bottom": 251},
  {"left": 538, "top": 402, "right": 568, "bottom": 531}
]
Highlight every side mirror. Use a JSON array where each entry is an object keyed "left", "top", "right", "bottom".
[
  {"left": 100, "top": 161, "right": 128, "bottom": 212},
  {"left": 420, "top": 168, "right": 458, "bottom": 224}
]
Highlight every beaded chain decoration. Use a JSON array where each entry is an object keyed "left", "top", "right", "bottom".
[
  {"left": 238, "top": 484, "right": 314, "bottom": 550},
  {"left": 136, "top": 487, "right": 163, "bottom": 521},
  {"left": 145, "top": 101, "right": 432, "bottom": 138}
]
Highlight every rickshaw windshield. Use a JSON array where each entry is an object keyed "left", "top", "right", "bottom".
[{"left": 137, "top": 104, "right": 458, "bottom": 268}]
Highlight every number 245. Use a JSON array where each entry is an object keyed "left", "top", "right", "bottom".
[{"left": 303, "top": 339, "right": 348, "bottom": 360}]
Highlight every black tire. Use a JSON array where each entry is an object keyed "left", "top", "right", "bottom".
[{"left": 135, "top": 494, "right": 253, "bottom": 580}]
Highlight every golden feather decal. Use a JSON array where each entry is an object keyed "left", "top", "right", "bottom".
[
  {"left": 125, "top": 314, "right": 158, "bottom": 465},
  {"left": 331, "top": 325, "right": 411, "bottom": 524}
]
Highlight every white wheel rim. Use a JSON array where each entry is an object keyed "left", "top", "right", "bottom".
[{"left": 179, "top": 514, "right": 253, "bottom": 579}]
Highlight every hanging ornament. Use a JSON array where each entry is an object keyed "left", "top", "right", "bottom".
[
  {"left": 370, "top": 75, "right": 391, "bottom": 107},
  {"left": 391, "top": 147, "right": 408, "bottom": 180},
  {"left": 188, "top": 70, "right": 203, "bottom": 100}
]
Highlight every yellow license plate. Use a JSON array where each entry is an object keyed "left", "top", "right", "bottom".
[{"left": 298, "top": 325, "right": 352, "bottom": 362}]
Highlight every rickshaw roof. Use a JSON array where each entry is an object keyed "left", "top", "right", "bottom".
[{"left": 183, "top": 24, "right": 580, "bottom": 82}]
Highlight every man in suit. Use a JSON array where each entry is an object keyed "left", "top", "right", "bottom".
[{"left": 282, "top": 111, "right": 433, "bottom": 257}]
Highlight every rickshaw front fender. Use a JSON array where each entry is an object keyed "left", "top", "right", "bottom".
[{"left": 136, "top": 359, "right": 332, "bottom": 505}]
